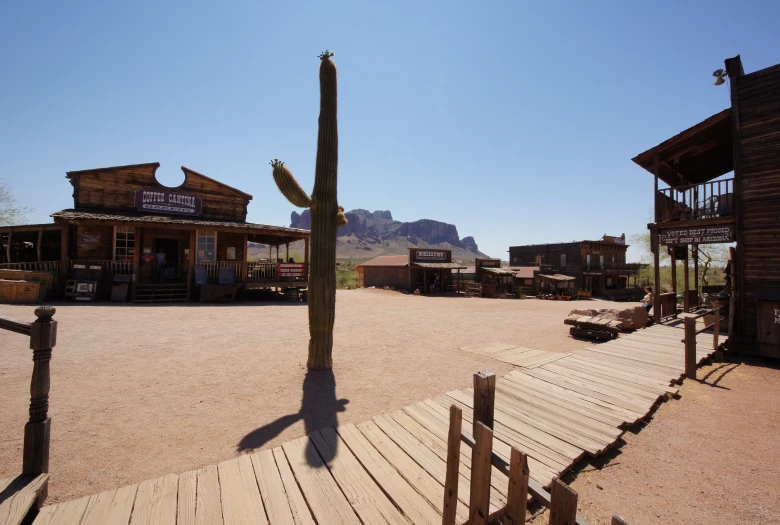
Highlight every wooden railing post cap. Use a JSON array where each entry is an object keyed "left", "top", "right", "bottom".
[{"left": 35, "top": 305, "right": 56, "bottom": 321}]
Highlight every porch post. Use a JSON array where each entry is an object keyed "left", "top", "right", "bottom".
[
  {"left": 6, "top": 229, "right": 12, "bottom": 263},
  {"left": 285, "top": 242, "right": 289, "bottom": 262},
  {"left": 304, "top": 236, "right": 309, "bottom": 277},
  {"left": 693, "top": 244, "right": 699, "bottom": 298},
  {"left": 670, "top": 247, "right": 677, "bottom": 298},
  {"left": 37, "top": 228, "right": 43, "bottom": 262},
  {"left": 242, "top": 233, "right": 248, "bottom": 289},
  {"left": 268, "top": 245, "right": 272, "bottom": 261},
  {"left": 59, "top": 225, "right": 69, "bottom": 281},
  {"left": 684, "top": 246, "right": 690, "bottom": 312},
  {"left": 652, "top": 230, "right": 661, "bottom": 320}
]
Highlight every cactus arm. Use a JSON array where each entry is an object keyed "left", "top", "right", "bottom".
[
  {"left": 336, "top": 205, "right": 348, "bottom": 227},
  {"left": 270, "top": 160, "right": 312, "bottom": 208}
]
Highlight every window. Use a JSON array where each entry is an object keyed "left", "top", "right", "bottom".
[
  {"left": 586, "top": 254, "right": 591, "bottom": 270},
  {"left": 600, "top": 255, "right": 604, "bottom": 269},
  {"left": 560, "top": 254, "right": 567, "bottom": 268},
  {"left": 226, "top": 246, "right": 236, "bottom": 261},
  {"left": 114, "top": 226, "right": 135, "bottom": 261},
  {"left": 612, "top": 256, "right": 615, "bottom": 264},
  {"left": 197, "top": 231, "right": 216, "bottom": 262}
]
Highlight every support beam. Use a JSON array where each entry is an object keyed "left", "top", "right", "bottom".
[
  {"left": 472, "top": 371, "right": 495, "bottom": 437},
  {"left": 684, "top": 316, "right": 697, "bottom": 380},
  {"left": 468, "top": 422, "right": 493, "bottom": 525},
  {"left": 6, "top": 229, "right": 12, "bottom": 263},
  {"left": 286, "top": 242, "right": 289, "bottom": 262},
  {"left": 549, "top": 479, "right": 578, "bottom": 525},
  {"left": 728, "top": 246, "right": 736, "bottom": 350},
  {"left": 670, "top": 247, "right": 677, "bottom": 300},
  {"left": 59, "top": 226, "right": 69, "bottom": 281},
  {"left": 505, "top": 448, "right": 529, "bottom": 525},
  {"left": 714, "top": 306, "right": 722, "bottom": 362},
  {"left": 36, "top": 229, "right": 43, "bottom": 262},
  {"left": 652, "top": 231, "right": 661, "bottom": 322},
  {"left": 683, "top": 246, "right": 690, "bottom": 313},
  {"left": 693, "top": 245, "right": 699, "bottom": 301}
]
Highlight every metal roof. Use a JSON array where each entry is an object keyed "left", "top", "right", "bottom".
[
  {"left": 510, "top": 266, "right": 540, "bottom": 279},
  {"left": 50, "top": 210, "right": 309, "bottom": 237},
  {"left": 357, "top": 255, "right": 409, "bottom": 268},
  {"left": 481, "top": 267, "right": 515, "bottom": 276},
  {"left": 415, "top": 262, "right": 467, "bottom": 269},
  {"left": 537, "top": 273, "right": 576, "bottom": 282}
]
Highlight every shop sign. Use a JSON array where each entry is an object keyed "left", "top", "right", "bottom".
[
  {"left": 660, "top": 225, "right": 735, "bottom": 245},
  {"left": 134, "top": 188, "right": 202, "bottom": 216},
  {"left": 413, "top": 250, "right": 448, "bottom": 262},
  {"left": 80, "top": 233, "right": 101, "bottom": 243},
  {"left": 278, "top": 263, "right": 306, "bottom": 278}
]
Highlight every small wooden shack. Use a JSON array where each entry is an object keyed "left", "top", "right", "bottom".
[
  {"left": 356, "top": 248, "right": 466, "bottom": 294},
  {"left": 0, "top": 163, "right": 310, "bottom": 303},
  {"left": 535, "top": 273, "right": 576, "bottom": 299},
  {"left": 633, "top": 55, "right": 780, "bottom": 358}
]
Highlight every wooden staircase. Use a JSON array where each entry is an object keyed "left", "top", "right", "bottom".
[{"left": 132, "top": 283, "right": 188, "bottom": 304}]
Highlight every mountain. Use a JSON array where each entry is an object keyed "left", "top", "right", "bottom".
[{"left": 283, "top": 209, "right": 489, "bottom": 262}]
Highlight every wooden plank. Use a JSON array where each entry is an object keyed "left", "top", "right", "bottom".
[
  {"left": 549, "top": 479, "right": 578, "bottom": 525},
  {"left": 497, "top": 376, "right": 627, "bottom": 428},
  {"left": 542, "top": 363, "right": 664, "bottom": 401},
  {"left": 357, "top": 421, "right": 470, "bottom": 524},
  {"left": 685, "top": 317, "right": 697, "bottom": 379},
  {"left": 389, "top": 408, "right": 510, "bottom": 501},
  {"left": 177, "top": 471, "right": 197, "bottom": 525},
  {"left": 309, "top": 428, "right": 407, "bottom": 525},
  {"left": 447, "top": 389, "right": 605, "bottom": 456},
  {"left": 251, "top": 450, "right": 295, "bottom": 525},
  {"left": 612, "top": 516, "right": 630, "bottom": 525},
  {"left": 271, "top": 447, "right": 315, "bottom": 525},
  {"left": 459, "top": 343, "right": 519, "bottom": 354},
  {"left": 0, "top": 475, "right": 49, "bottom": 525},
  {"left": 336, "top": 424, "right": 441, "bottom": 525},
  {"left": 281, "top": 436, "right": 361, "bottom": 525},
  {"left": 128, "top": 474, "right": 178, "bottom": 525},
  {"left": 468, "top": 423, "right": 493, "bottom": 525},
  {"left": 567, "top": 353, "right": 677, "bottom": 383},
  {"left": 194, "top": 465, "right": 223, "bottom": 525},
  {"left": 32, "top": 497, "right": 90, "bottom": 525},
  {"left": 505, "top": 449, "right": 529, "bottom": 525},
  {"left": 218, "top": 455, "right": 268, "bottom": 525},
  {"left": 561, "top": 357, "right": 678, "bottom": 394},
  {"left": 525, "top": 353, "right": 572, "bottom": 369},
  {"left": 442, "top": 405, "right": 462, "bottom": 525},
  {"left": 81, "top": 485, "right": 138, "bottom": 525},
  {"left": 509, "top": 352, "right": 570, "bottom": 369}
]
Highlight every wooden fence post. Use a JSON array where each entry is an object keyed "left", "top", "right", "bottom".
[
  {"left": 24, "top": 306, "right": 56, "bottom": 477},
  {"left": 442, "top": 405, "right": 462, "bottom": 525},
  {"left": 473, "top": 371, "right": 495, "bottom": 437},
  {"left": 714, "top": 306, "right": 722, "bottom": 362},
  {"left": 548, "top": 478, "right": 578, "bottom": 525},
  {"left": 505, "top": 448, "right": 529, "bottom": 525},
  {"left": 684, "top": 316, "right": 697, "bottom": 380},
  {"left": 728, "top": 246, "right": 736, "bottom": 351},
  {"left": 611, "top": 516, "right": 630, "bottom": 525},
  {"left": 469, "top": 422, "right": 493, "bottom": 525}
]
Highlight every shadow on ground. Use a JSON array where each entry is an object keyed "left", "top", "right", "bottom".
[{"left": 237, "top": 369, "right": 349, "bottom": 466}]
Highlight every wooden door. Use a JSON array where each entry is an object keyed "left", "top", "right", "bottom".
[{"left": 757, "top": 301, "right": 780, "bottom": 358}]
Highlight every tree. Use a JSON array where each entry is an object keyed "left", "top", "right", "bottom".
[
  {"left": 697, "top": 245, "right": 730, "bottom": 287},
  {"left": 0, "top": 179, "right": 33, "bottom": 226}
]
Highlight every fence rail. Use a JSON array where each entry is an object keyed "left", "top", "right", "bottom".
[
  {"left": 70, "top": 260, "right": 136, "bottom": 276},
  {"left": 0, "top": 261, "right": 60, "bottom": 273},
  {"left": 196, "top": 261, "right": 244, "bottom": 281},
  {"left": 656, "top": 178, "right": 735, "bottom": 222}
]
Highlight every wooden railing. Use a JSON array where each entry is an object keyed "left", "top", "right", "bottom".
[
  {"left": 0, "top": 261, "right": 60, "bottom": 273},
  {"left": 656, "top": 177, "right": 735, "bottom": 222},
  {"left": 0, "top": 306, "right": 56, "bottom": 479},
  {"left": 683, "top": 305, "right": 725, "bottom": 380},
  {"left": 659, "top": 292, "right": 677, "bottom": 320},
  {"left": 441, "top": 371, "right": 630, "bottom": 525},
  {"left": 70, "top": 260, "right": 136, "bottom": 276},
  {"left": 247, "top": 261, "right": 276, "bottom": 281},
  {"left": 196, "top": 261, "right": 244, "bottom": 280}
]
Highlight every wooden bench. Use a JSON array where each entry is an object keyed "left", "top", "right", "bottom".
[{"left": 0, "top": 307, "right": 56, "bottom": 525}]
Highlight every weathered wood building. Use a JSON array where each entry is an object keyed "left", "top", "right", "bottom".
[
  {"left": 508, "top": 234, "right": 643, "bottom": 299},
  {"left": 0, "top": 163, "right": 310, "bottom": 303},
  {"left": 634, "top": 55, "right": 780, "bottom": 358},
  {"left": 356, "top": 248, "right": 466, "bottom": 293}
]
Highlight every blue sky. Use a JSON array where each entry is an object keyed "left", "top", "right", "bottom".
[{"left": 1, "top": 1, "right": 778, "bottom": 260}]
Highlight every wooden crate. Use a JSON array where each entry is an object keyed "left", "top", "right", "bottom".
[
  {"left": 0, "top": 270, "right": 53, "bottom": 300},
  {"left": 0, "top": 279, "right": 42, "bottom": 304}
]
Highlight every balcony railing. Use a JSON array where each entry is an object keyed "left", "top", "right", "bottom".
[
  {"left": 196, "top": 261, "right": 244, "bottom": 280},
  {"left": 194, "top": 261, "right": 308, "bottom": 283},
  {"left": 0, "top": 261, "right": 61, "bottom": 273},
  {"left": 656, "top": 178, "right": 735, "bottom": 223}
]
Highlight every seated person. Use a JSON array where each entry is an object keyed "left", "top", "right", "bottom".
[{"left": 641, "top": 286, "right": 655, "bottom": 313}]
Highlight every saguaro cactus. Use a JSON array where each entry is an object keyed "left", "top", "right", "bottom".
[{"left": 271, "top": 51, "right": 347, "bottom": 369}]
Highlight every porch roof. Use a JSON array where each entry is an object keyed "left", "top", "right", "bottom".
[
  {"left": 481, "top": 266, "right": 515, "bottom": 276},
  {"left": 537, "top": 273, "right": 576, "bottom": 282},
  {"left": 414, "top": 262, "right": 467, "bottom": 270},
  {"left": 51, "top": 209, "right": 309, "bottom": 245},
  {"left": 632, "top": 108, "right": 734, "bottom": 188}
]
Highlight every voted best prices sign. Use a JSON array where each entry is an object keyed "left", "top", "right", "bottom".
[{"left": 659, "top": 225, "right": 735, "bottom": 245}]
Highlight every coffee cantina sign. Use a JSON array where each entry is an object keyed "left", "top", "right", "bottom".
[
  {"left": 659, "top": 225, "right": 735, "bottom": 245},
  {"left": 134, "top": 188, "right": 202, "bottom": 216},
  {"left": 412, "top": 250, "right": 448, "bottom": 262}
]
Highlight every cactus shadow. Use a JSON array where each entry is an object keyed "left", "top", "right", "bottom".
[{"left": 236, "top": 368, "right": 349, "bottom": 467}]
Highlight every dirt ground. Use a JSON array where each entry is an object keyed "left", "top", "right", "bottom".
[
  {"left": 528, "top": 359, "right": 780, "bottom": 525},
  {"left": 0, "top": 289, "right": 596, "bottom": 504}
]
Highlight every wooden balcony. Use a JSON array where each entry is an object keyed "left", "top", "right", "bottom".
[{"left": 655, "top": 178, "right": 735, "bottom": 224}]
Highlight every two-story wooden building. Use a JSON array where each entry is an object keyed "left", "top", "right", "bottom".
[
  {"left": 508, "top": 234, "right": 644, "bottom": 299},
  {"left": 0, "top": 163, "right": 310, "bottom": 303},
  {"left": 633, "top": 55, "right": 780, "bottom": 358}
]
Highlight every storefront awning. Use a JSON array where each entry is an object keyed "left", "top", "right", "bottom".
[
  {"left": 414, "top": 262, "right": 467, "bottom": 269},
  {"left": 481, "top": 267, "right": 515, "bottom": 276}
]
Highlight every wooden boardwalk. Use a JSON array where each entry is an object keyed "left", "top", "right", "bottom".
[{"left": 32, "top": 323, "right": 716, "bottom": 525}]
